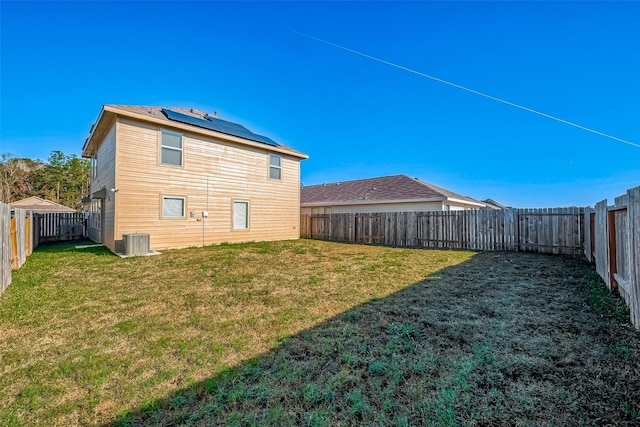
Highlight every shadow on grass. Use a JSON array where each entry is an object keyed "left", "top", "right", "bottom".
[
  {"left": 106, "top": 252, "right": 640, "bottom": 426},
  {"left": 34, "top": 239, "right": 115, "bottom": 257}
]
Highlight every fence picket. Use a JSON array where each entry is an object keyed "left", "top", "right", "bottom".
[
  {"left": 0, "top": 202, "right": 11, "bottom": 294},
  {"left": 301, "top": 208, "right": 584, "bottom": 255}
]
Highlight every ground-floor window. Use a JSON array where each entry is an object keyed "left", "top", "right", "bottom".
[
  {"left": 162, "top": 196, "right": 186, "bottom": 218},
  {"left": 233, "top": 200, "right": 249, "bottom": 230}
]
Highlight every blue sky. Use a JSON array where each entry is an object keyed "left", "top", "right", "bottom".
[{"left": 1, "top": 1, "right": 638, "bottom": 208}]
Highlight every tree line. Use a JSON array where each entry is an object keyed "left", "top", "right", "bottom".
[{"left": 0, "top": 151, "right": 90, "bottom": 210}]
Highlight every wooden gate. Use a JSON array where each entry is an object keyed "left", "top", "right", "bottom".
[{"left": 36, "top": 213, "right": 87, "bottom": 243}]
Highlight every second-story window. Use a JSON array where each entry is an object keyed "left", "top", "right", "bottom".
[
  {"left": 161, "top": 130, "right": 183, "bottom": 166},
  {"left": 269, "top": 154, "right": 281, "bottom": 180},
  {"left": 91, "top": 156, "right": 98, "bottom": 179}
]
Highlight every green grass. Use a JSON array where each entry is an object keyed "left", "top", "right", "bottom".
[
  {"left": 2, "top": 241, "right": 639, "bottom": 426},
  {"left": 111, "top": 252, "right": 640, "bottom": 427},
  {"left": 584, "top": 273, "right": 630, "bottom": 322},
  {"left": 0, "top": 239, "right": 473, "bottom": 426}
]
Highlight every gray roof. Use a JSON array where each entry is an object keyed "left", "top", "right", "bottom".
[
  {"left": 10, "top": 196, "right": 76, "bottom": 213},
  {"left": 301, "top": 174, "right": 485, "bottom": 207},
  {"left": 482, "top": 198, "right": 508, "bottom": 209}
]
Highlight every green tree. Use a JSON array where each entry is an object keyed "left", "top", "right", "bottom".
[
  {"left": 0, "top": 154, "right": 44, "bottom": 203},
  {"left": 0, "top": 151, "right": 90, "bottom": 208},
  {"left": 38, "top": 151, "right": 90, "bottom": 208}
]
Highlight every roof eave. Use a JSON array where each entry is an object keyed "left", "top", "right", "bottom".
[
  {"left": 85, "top": 105, "right": 308, "bottom": 160},
  {"left": 446, "top": 197, "right": 486, "bottom": 207},
  {"left": 81, "top": 106, "right": 106, "bottom": 158}
]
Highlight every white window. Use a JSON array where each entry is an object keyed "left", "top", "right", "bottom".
[
  {"left": 162, "top": 196, "right": 185, "bottom": 218},
  {"left": 269, "top": 154, "right": 281, "bottom": 180},
  {"left": 233, "top": 201, "right": 249, "bottom": 230},
  {"left": 161, "top": 131, "right": 183, "bottom": 166},
  {"left": 91, "top": 156, "right": 98, "bottom": 179}
]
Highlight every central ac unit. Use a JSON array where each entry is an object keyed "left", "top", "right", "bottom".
[{"left": 123, "top": 233, "right": 150, "bottom": 256}]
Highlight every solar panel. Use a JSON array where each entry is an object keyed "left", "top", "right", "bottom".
[{"left": 161, "top": 108, "right": 279, "bottom": 147}]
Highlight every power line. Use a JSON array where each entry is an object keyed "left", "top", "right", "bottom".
[{"left": 293, "top": 31, "right": 640, "bottom": 149}]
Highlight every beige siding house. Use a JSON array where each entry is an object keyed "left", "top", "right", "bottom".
[
  {"left": 82, "top": 105, "right": 307, "bottom": 253},
  {"left": 301, "top": 174, "right": 485, "bottom": 214}
]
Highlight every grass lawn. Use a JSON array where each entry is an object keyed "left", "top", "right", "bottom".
[
  {"left": 0, "top": 239, "right": 472, "bottom": 426},
  {"left": 1, "top": 239, "right": 639, "bottom": 426}
]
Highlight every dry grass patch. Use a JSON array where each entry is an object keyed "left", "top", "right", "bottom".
[{"left": 0, "top": 239, "right": 471, "bottom": 426}]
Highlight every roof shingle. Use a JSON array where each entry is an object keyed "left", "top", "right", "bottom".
[{"left": 301, "top": 174, "right": 484, "bottom": 206}]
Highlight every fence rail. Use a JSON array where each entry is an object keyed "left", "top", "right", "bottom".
[{"left": 301, "top": 207, "right": 584, "bottom": 255}]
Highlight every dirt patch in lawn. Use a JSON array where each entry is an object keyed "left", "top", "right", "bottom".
[{"left": 113, "top": 251, "right": 640, "bottom": 426}]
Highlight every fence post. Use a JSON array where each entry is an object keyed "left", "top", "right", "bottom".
[
  {"left": 0, "top": 202, "right": 11, "bottom": 294},
  {"left": 25, "top": 212, "right": 31, "bottom": 256},
  {"left": 584, "top": 207, "right": 592, "bottom": 262},
  {"left": 627, "top": 186, "right": 640, "bottom": 329},
  {"left": 10, "top": 216, "right": 18, "bottom": 269},
  {"left": 594, "top": 200, "right": 609, "bottom": 288},
  {"left": 607, "top": 208, "right": 618, "bottom": 290}
]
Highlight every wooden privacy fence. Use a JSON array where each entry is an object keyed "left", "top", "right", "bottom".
[
  {"left": 301, "top": 207, "right": 584, "bottom": 255},
  {"left": 585, "top": 185, "right": 640, "bottom": 329},
  {"left": 0, "top": 208, "right": 86, "bottom": 295},
  {"left": 0, "top": 205, "right": 34, "bottom": 295}
]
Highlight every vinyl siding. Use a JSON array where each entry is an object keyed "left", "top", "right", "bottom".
[
  {"left": 90, "top": 123, "right": 116, "bottom": 250},
  {"left": 113, "top": 118, "right": 300, "bottom": 250}
]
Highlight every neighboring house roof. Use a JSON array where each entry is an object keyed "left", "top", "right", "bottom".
[
  {"left": 301, "top": 174, "right": 486, "bottom": 207},
  {"left": 82, "top": 105, "right": 308, "bottom": 160},
  {"left": 482, "top": 198, "right": 507, "bottom": 209},
  {"left": 10, "top": 196, "right": 76, "bottom": 213}
]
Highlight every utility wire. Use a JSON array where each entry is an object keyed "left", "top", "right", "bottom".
[{"left": 294, "top": 31, "right": 640, "bottom": 149}]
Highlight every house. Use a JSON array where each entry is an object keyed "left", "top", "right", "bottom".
[
  {"left": 482, "top": 198, "right": 508, "bottom": 210},
  {"left": 301, "top": 174, "right": 485, "bottom": 214},
  {"left": 81, "top": 105, "right": 308, "bottom": 253},
  {"left": 10, "top": 196, "right": 77, "bottom": 214}
]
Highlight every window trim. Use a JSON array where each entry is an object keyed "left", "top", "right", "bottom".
[
  {"left": 91, "top": 156, "right": 98, "bottom": 179},
  {"left": 160, "top": 195, "right": 187, "bottom": 219},
  {"left": 232, "top": 200, "right": 250, "bottom": 231},
  {"left": 160, "top": 129, "right": 184, "bottom": 167},
  {"left": 268, "top": 154, "right": 282, "bottom": 180}
]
